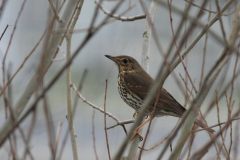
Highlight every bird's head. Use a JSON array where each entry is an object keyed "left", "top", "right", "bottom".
[{"left": 105, "top": 55, "right": 142, "bottom": 73}]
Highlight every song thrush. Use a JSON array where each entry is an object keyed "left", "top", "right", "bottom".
[{"left": 105, "top": 55, "right": 214, "bottom": 140}]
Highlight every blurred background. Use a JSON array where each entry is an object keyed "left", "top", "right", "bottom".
[{"left": 0, "top": 0, "right": 239, "bottom": 159}]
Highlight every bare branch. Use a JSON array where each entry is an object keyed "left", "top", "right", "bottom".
[
  {"left": 0, "top": 24, "right": 10, "bottom": 41},
  {"left": 54, "top": 121, "right": 63, "bottom": 158},
  {"left": 92, "top": 110, "right": 99, "bottom": 160},
  {"left": 185, "top": 0, "right": 236, "bottom": 16},
  {"left": 104, "top": 80, "right": 111, "bottom": 160},
  {"left": 140, "top": 119, "right": 180, "bottom": 151},
  {"left": 65, "top": 1, "right": 85, "bottom": 159},
  {"left": 95, "top": 0, "right": 146, "bottom": 21},
  {"left": 71, "top": 82, "right": 134, "bottom": 128},
  {"left": 48, "top": 0, "right": 62, "bottom": 22}
]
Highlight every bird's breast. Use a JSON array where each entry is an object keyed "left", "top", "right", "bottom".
[{"left": 117, "top": 75, "right": 143, "bottom": 111}]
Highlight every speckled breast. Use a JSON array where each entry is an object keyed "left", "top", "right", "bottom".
[
  {"left": 117, "top": 74, "right": 144, "bottom": 112},
  {"left": 117, "top": 74, "right": 165, "bottom": 117}
]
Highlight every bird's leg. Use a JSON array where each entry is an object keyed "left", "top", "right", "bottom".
[
  {"left": 130, "top": 119, "right": 151, "bottom": 141},
  {"left": 133, "top": 111, "right": 138, "bottom": 118}
]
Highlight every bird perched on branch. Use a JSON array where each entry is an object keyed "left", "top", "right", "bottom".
[{"left": 105, "top": 55, "right": 214, "bottom": 140}]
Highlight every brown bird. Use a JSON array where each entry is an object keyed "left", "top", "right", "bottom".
[{"left": 105, "top": 55, "right": 214, "bottom": 140}]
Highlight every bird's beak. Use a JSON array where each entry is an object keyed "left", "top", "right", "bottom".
[{"left": 105, "top": 55, "right": 117, "bottom": 62}]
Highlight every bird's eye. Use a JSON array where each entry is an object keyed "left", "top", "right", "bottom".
[{"left": 123, "top": 59, "right": 128, "bottom": 64}]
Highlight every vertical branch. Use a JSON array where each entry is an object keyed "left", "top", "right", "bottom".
[
  {"left": 66, "top": 34, "right": 79, "bottom": 160},
  {"left": 22, "top": 107, "right": 37, "bottom": 160},
  {"left": 104, "top": 80, "right": 111, "bottom": 160},
  {"left": 183, "top": 1, "right": 189, "bottom": 108},
  {"left": 54, "top": 121, "right": 63, "bottom": 158},
  {"left": 140, "top": 0, "right": 158, "bottom": 72},
  {"left": 216, "top": 90, "right": 228, "bottom": 157},
  {"left": 229, "top": 48, "right": 239, "bottom": 156},
  {"left": 6, "top": 65, "right": 17, "bottom": 160},
  {"left": 127, "top": 1, "right": 158, "bottom": 160},
  {"left": 57, "top": 70, "right": 88, "bottom": 160},
  {"left": 92, "top": 110, "right": 99, "bottom": 160},
  {"left": 66, "top": 1, "right": 84, "bottom": 160},
  {"left": 233, "top": 113, "right": 240, "bottom": 160},
  {"left": 48, "top": 0, "right": 62, "bottom": 22},
  {"left": 43, "top": 96, "right": 56, "bottom": 159},
  {"left": 200, "top": 0, "right": 211, "bottom": 88}
]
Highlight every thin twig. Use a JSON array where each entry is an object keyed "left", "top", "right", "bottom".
[
  {"left": 228, "top": 45, "right": 239, "bottom": 155},
  {"left": 192, "top": 117, "right": 240, "bottom": 133},
  {"left": 139, "top": 119, "right": 180, "bottom": 151},
  {"left": 215, "top": 0, "right": 228, "bottom": 45},
  {"left": 6, "top": 65, "right": 17, "bottom": 160},
  {"left": 22, "top": 107, "right": 37, "bottom": 160},
  {"left": 104, "top": 79, "right": 111, "bottom": 160},
  {"left": 215, "top": 90, "right": 229, "bottom": 157},
  {"left": 223, "top": 91, "right": 231, "bottom": 160},
  {"left": 233, "top": 113, "right": 240, "bottom": 160},
  {"left": 138, "top": 85, "right": 163, "bottom": 159},
  {"left": 229, "top": 45, "right": 239, "bottom": 109},
  {"left": 48, "top": 0, "right": 62, "bottom": 22},
  {"left": 43, "top": 94, "right": 55, "bottom": 159},
  {"left": 0, "top": 24, "right": 9, "bottom": 41},
  {"left": 71, "top": 82, "right": 134, "bottom": 132},
  {"left": 186, "top": 131, "right": 195, "bottom": 160},
  {"left": 185, "top": 0, "right": 236, "bottom": 16},
  {"left": 200, "top": 110, "right": 221, "bottom": 160},
  {"left": 57, "top": 70, "right": 88, "bottom": 160},
  {"left": 199, "top": 0, "right": 211, "bottom": 88},
  {"left": 179, "top": 73, "right": 194, "bottom": 99},
  {"left": 92, "top": 110, "right": 99, "bottom": 160},
  {"left": 18, "top": 127, "right": 34, "bottom": 160},
  {"left": 95, "top": 0, "right": 146, "bottom": 21},
  {"left": 53, "top": 4, "right": 136, "bottom": 34}
]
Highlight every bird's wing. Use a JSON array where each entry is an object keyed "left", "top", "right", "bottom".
[
  {"left": 123, "top": 70, "right": 154, "bottom": 100},
  {"left": 157, "top": 88, "right": 186, "bottom": 117},
  {"left": 124, "top": 70, "right": 186, "bottom": 117}
]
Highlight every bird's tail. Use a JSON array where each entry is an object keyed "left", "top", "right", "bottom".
[{"left": 194, "top": 119, "right": 215, "bottom": 134}]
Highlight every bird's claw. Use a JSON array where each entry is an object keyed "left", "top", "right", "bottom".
[
  {"left": 130, "top": 130, "right": 144, "bottom": 141},
  {"left": 133, "top": 111, "right": 138, "bottom": 118}
]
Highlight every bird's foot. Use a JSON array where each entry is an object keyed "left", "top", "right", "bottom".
[
  {"left": 133, "top": 111, "right": 138, "bottom": 118},
  {"left": 130, "top": 129, "right": 143, "bottom": 141}
]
